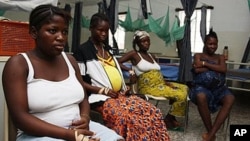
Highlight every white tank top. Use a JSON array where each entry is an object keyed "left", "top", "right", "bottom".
[
  {"left": 132, "top": 52, "right": 161, "bottom": 76},
  {"left": 21, "top": 52, "right": 84, "bottom": 130}
]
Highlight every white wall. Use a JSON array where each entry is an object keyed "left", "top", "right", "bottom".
[{"left": 202, "top": 0, "right": 250, "bottom": 62}]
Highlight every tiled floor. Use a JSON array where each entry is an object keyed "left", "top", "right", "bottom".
[{"left": 156, "top": 90, "right": 250, "bottom": 141}]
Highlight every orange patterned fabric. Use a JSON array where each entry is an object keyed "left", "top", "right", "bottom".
[{"left": 95, "top": 95, "right": 170, "bottom": 141}]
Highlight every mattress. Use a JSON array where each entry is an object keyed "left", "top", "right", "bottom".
[{"left": 226, "top": 69, "right": 250, "bottom": 80}]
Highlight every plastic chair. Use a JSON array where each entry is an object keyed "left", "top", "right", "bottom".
[{"left": 146, "top": 94, "right": 190, "bottom": 133}]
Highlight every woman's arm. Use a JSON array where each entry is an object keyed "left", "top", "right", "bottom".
[
  {"left": 193, "top": 53, "right": 227, "bottom": 73},
  {"left": 68, "top": 55, "right": 91, "bottom": 123},
  {"left": 118, "top": 50, "right": 136, "bottom": 71},
  {"left": 69, "top": 55, "right": 120, "bottom": 98},
  {"left": 2, "top": 55, "right": 75, "bottom": 141},
  {"left": 203, "top": 54, "right": 227, "bottom": 73},
  {"left": 193, "top": 53, "right": 209, "bottom": 73},
  {"left": 118, "top": 51, "right": 138, "bottom": 84}
]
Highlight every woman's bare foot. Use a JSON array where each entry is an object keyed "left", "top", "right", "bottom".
[
  {"left": 202, "top": 133, "right": 216, "bottom": 141},
  {"left": 164, "top": 114, "right": 181, "bottom": 129}
]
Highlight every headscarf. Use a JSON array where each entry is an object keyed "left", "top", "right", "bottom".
[{"left": 133, "top": 30, "right": 150, "bottom": 40}]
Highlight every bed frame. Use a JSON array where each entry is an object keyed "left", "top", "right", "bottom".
[{"left": 226, "top": 61, "right": 250, "bottom": 92}]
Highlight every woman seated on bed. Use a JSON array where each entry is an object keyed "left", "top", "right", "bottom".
[
  {"left": 190, "top": 28, "right": 235, "bottom": 141},
  {"left": 118, "top": 30, "right": 188, "bottom": 130}
]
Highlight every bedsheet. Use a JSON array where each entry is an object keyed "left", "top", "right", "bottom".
[
  {"left": 122, "top": 63, "right": 179, "bottom": 81},
  {"left": 226, "top": 68, "right": 250, "bottom": 80}
]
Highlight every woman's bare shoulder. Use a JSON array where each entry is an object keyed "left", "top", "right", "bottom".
[
  {"left": 126, "top": 50, "right": 137, "bottom": 55},
  {"left": 5, "top": 54, "right": 27, "bottom": 67},
  {"left": 3, "top": 54, "right": 28, "bottom": 76}
]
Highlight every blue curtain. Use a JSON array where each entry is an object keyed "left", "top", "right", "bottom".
[{"left": 178, "top": 0, "right": 198, "bottom": 83}]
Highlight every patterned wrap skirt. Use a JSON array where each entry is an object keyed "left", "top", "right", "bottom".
[
  {"left": 190, "top": 70, "right": 233, "bottom": 113},
  {"left": 95, "top": 95, "right": 170, "bottom": 141},
  {"left": 137, "top": 70, "right": 188, "bottom": 117}
]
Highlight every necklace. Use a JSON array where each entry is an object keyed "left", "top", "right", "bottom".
[
  {"left": 101, "top": 46, "right": 105, "bottom": 59},
  {"left": 94, "top": 44, "right": 105, "bottom": 59},
  {"left": 94, "top": 44, "right": 106, "bottom": 66}
]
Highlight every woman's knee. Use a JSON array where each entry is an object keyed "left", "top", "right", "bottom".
[
  {"left": 196, "top": 93, "right": 207, "bottom": 103},
  {"left": 222, "top": 94, "right": 235, "bottom": 105}
]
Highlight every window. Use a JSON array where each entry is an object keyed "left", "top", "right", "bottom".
[
  {"left": 178, "top": 9, "right": 211, "bottom": 53},
  {"left": 109, "top": 13, "right": 126, "bottom": 52}
]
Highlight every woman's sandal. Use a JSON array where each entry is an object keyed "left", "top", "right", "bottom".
[
  {"left": 164, "top": 118, "right": 184, "bottom": 132},
  {"left": 75, "top": 131, "right": 100, "bottom": 141}
]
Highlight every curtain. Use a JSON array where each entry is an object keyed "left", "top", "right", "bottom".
[
  {"left": 248, "top": 0, "right": 250, "bottom": 11},
  {"left": 63, "top": 4, "right": 71, "bottom": 52},
  {"left": 72, "top": 2, "right": 83, "bottom": 54},
  {"left": 0, "top": 10, "right": 5, "bottom": 16},
  {"left": 178, "top": 0, "right": 198, "bottom": 83},
  {"left": 107, "top": 0, "right": 119, "bottom": 54},
  {"left": 200, "top": 6, "right": 207, "bottom": 43},
  {"left": 141, "top": 0, "right": 148, "bottom": 19}
]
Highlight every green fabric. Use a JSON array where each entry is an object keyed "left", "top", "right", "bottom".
[
  {"left": 118, "top": 6, "right": 185, "bottom": 46},
  {"left": 76, "top": 6, "right": 185, "bottom": 45},
  {"left": 160, "top": 7, "right": 171, "bottom": 43},
  {"left": 248, "top": 0, "right": 250, "bottom": 11},
  {"left": 81, "top": 15, "right": 90, "bottom": 28},
  {"left": 141, "top": 16, "right": 164, "bottom": 32},
  {"left": 0, "top": 9, "right": 5, "bottom": 16},
  {"left": 160, "top": 7, "right": 170, "bottom": 37},
  {"left": 170, "top": 16, "right": 185, "bottom": 42},
  {"left": 148, "top": 15, "right": 162, "bottom": 34},
  {"left": 132, "top": 18, "right": 146, "bottom": 31},
  {"left": 148, "top": 8, "right": 171, "bottom": 44},
  {"left": 119, "top": 7, "right": 134, "bottom": 31}
]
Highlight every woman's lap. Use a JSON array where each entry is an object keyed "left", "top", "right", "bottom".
[
  {"left": 89, "top": 120, "right": 124, "bottom": 141},
  {"left": 16, "top": 121, "right": 123, "bottom": 141},
  {"left": 17, "top": 135, "right": 65, "bottom": 141},
  {"left": 99, "top": 95, "right": 169, "bottom": 140},
  {"left": 190, "top": 85, "right": 233, "bottom": 113}
]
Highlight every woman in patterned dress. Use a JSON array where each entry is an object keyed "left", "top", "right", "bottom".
[
  {"left": 118, "top": 30, "right": 188, "bottom": 130},
  {"left": 190, "top": 29, "right": 235, "bottom": 141}
]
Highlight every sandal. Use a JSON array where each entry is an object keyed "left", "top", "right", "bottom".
[
  {"left": 164, "top": 118, "right": 184, "bottom": 132},
  {"left": 164, "top": 117, "right": 181, "bottom": 128}
]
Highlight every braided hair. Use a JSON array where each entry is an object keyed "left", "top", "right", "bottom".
[
  {"left": 29, "top": 4, "right": 71, "bottom": 32},
  {"left": 204, "top": 28, "right": 218, "bottom": 43},
  {"left": 90, "top": 13, "right": 109, "bottom": 29},
  {"left": 203, "top": 28, "right": 218, "bottom": 53}
]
